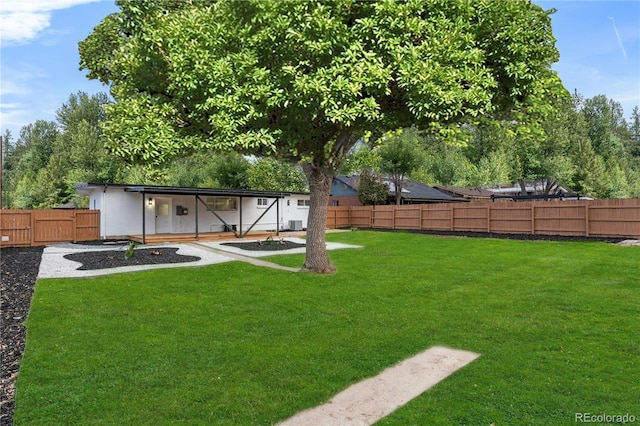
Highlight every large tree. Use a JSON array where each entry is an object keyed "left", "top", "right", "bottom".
[{"left": 80, "top": 0, "right": 562, "bottom": 273}]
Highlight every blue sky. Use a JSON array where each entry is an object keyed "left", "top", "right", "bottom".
[{"left": 1, "top": 0, "right": 639, "bottom": 141}]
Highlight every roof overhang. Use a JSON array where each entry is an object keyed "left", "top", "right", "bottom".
[{"left": 76, "top": 183, "right": 295, "bottom": 198}]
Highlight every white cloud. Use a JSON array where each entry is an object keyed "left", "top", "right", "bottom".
[{"left": 0, "top": 0, "right": 102, "bottom": 45}]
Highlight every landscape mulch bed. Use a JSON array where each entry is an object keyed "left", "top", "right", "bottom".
[
  {"left": 222, "top": 240, "right": 306, "bottom": 251},
  {"left": 64, "top": 247, "right": 201, "bottom": 270},
  {"left": 1, "top": 247, "right": 43, "bottom": 426}
]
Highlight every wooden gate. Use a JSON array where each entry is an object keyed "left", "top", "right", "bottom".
[{"left": 0, "top": 210, "right": 100, "bottom": 247}]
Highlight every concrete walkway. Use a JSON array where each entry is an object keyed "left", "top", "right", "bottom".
[
  {"left": 278, "top": 346, "right": 480, "bottom": 426},
  {"left": 186, "top": 242, "right": 301, "bottom": 273},
  {"left": 38, "top": 236, "right": 362, "bottom": 278}
]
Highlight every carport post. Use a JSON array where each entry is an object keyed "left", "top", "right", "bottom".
[
  {"left": 194, "top": 195, "right": 199, "bottom": 240},
  {"left": 142, "top": 192, "right": 146, "bottom": 244},
  {"left": 239, "top": 196, "right": 243, "bottom": 238}
]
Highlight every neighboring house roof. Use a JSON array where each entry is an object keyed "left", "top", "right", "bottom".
[
  {"left": 487, "top": 181, "right": 573, "bottom": 195},
  {"left": 332, "top": 175, "right": 468, "bottom": 203},
  {"left": 434, "top": 185, "right": 494, "bottom": 200},
  {"left": 486, "top": 182, "right": 591, "bottom": 200},
  {"left": 76, "top": 183, "right": 307, "bottom": 198},
  {"left": 53, "top": 202, "right": 81, "bottom": 209},
  {"left": 388, "top": 180, "right": 468, "bottom": 203},
  {"left": 331, "top": 175, "right": 360, "bottom": 195}
]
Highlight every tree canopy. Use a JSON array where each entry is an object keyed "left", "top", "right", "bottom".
[{"left": 80, "top": 0, "right": 564, "bottom": 272}]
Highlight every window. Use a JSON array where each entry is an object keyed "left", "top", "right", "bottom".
[
  {"left": 206, "top": 197, "right": 237, "bottom": 211},
  {"left": 331, "top": 200, "right": 340, "bottom": 206},
  {"left": 297, "top": 199, "right": 310, "bottom": 207},
  {"left": 257, "top": 198, "right": 268, "bottom": 207},
  {"left": 156, "top": 202, "right": 169, "bottom": 216}
]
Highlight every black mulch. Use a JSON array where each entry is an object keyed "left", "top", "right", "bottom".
[
  {"left": 64, "top": 247, "right": 201, "bottom": 270},
  {"left": 1, "top": 247, "right": 43, "bottom": 426},
  {"left": 222, "top": 240, "right": 305, "bottom": 251}
]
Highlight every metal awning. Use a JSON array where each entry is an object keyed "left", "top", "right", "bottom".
[{"left": 122, "top": 185, "right": 289, "bottom": 199}]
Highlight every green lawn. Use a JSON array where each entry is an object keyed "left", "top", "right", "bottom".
[{"left": 15, "top": 231, "right": 639, "bottom": 425}]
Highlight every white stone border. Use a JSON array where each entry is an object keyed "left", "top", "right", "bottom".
[
  {"left": 199, "top": 237, "right": 362, "bottom": 258},
  {"left": 38, "top": 243, "right": 232, "bottom": 279}
]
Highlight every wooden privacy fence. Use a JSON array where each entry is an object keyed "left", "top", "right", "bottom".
[
  {"left": 327, "top": 199, "right": 640, "bottom": 239},
  {"left": 0, "top": 210, "right": 100, "bottom": 247}
]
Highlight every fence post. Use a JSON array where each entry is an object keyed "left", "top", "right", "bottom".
[
  {"left": 30, "top": 211, "right": 35, "bottom": 246},
  {"left": 585, "top": 204, "right": 590, "bottom": 237},
  {"left": 369, "top": 206, "right": 373, "bottom": 228},
  {"left": 73, "top": 211, "right": 78, "bottom": 243},
  {"left": 392, "top": 206, "right": 396, "bottom": 230},
  {"left": 486, "top": 206, "right": 491, "bottom": 233},
  {"left": 531, "top": 204, "right": 535, "bottom": 234},
  {"left": 450, "top": 205, "right": 454, "bottom": 231}
]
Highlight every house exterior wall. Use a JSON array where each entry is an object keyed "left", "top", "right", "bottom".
[
  {"left": 85, "top": 186, "right": 310, "bottom": 238},
  {"left": 283, "top": 193, "right": 312, "bottom": 229},
  {"left": 90, "top": 188, "right": 147, "bottom": 238},
  {"left": 329, "top": 195, "right": 362, "bottom": 207}
]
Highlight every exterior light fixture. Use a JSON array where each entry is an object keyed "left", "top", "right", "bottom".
[{"left": 148, "top": 197, "right": 153, "bottom": 206}]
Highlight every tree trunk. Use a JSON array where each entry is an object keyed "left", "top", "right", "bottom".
[
  {"left": 518, "top": 180, "right": 528, "bottom": 196},
  {"left": 302, "top": 161, "right": 336, "bottom": 274}
]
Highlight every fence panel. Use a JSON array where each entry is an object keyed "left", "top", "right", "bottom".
[
  {"left": 74, "top": 210, "right": 101, "bottom": 241},
  {"left": 327, "top": 199, "right": 640, "bottom": 239},
  {"left": 489, "top": 204, "right": 532, "bottom": 234},
  {"left": 533, "top": 203, "right": 587, "bottom": 236},
  {"left": 33, "top": 210, "right": 75, "bottom": 245},
  {"left": 420, "top": 205, "right": 452, "bottom": 230},
  {"left": 393, "top": 205, "right": 422, "bottom": 229},
  {"left": 372, "top": 206, "right": 394, "bottom": 229},
  {"left": 0, "top": 210, "right": 32, "bottom": 246},
  {"left": 0, "top": 210, "right": 100, "bottom": 247},
  {"left": 326, "top": 206, "right": 351, "bottom": 229},
  {"left": 452, "top": 205, "right": 489, "bottom": 232},
  {"left": 350, "top": 206, "right": 372, "bottom": 228},
  {"left": 587, "top": 202, "right": 640, "bottom": 237}
]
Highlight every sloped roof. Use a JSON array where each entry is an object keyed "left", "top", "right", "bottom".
[
  {"left": 333, "top": 175, "right": 467, "bottom": 203},
  {"left": 333, "top": 175, "right": 360, "bottom": 191},
  {"left": 53, "top": 201, "right": 81, "bottom": 209},
  {"left": 434, "top": 185, "right": 494, "bottom": 199},
  {"left": 391, "top": 180, "right": 467, "bottom": 202}
]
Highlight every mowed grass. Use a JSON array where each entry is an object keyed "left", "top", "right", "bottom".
[{"left": 15, "top": 231, "right": 639, "bottom": 425}]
